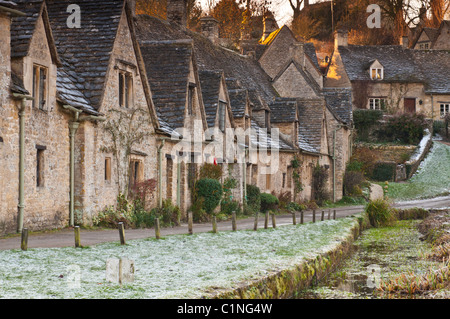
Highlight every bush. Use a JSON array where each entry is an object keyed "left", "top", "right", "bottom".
[
  {"left": 246, "top": 184, "right": 261, "bottom": 213},
  {"left": 344, "top": 170, "right": 368, "bottom": 196},
  {"left": 371, "top": 162, "right": 396, "bottom": 182},
  {"left": 312, "top": 163, "right": 329, "bottom": 205},
  {"left": 353, "top": 109, "right": 383, "bottom": 141},
  {"left": 195, "top": 178, "right": 223, "bottom": 214},
  {"left": 364, "top": 199, "right": 396, "bottom": 228},
  {"left": 198, "top": 163, "right": 222, "bottom": 180},
  {"left": 376, "top": 113, "right": 427, "bottom": 145},
  {"left": 286, "top": 202, "right": 306, "bottom": 212},
  {"left": 260, "top": 193, "right": 279, "bottom": 213},
  {"left": 150, "top": 199, "right": 181, "bottom": 227}
]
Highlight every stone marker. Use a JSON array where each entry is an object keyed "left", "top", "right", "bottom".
[{"left": 106, "top": 258, "right": 135, "bottom": 285}]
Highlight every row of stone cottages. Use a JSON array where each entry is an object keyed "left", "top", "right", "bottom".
[{"left": 0, "top": 0, "right": 353, "bottom": 235}]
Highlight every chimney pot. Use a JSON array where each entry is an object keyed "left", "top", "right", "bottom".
[
  {"left": 334, "top": 29, "right": 348, "bottom": 50},
  {"left": 167, "top": 0, "right": 188, "bottom": 27}
]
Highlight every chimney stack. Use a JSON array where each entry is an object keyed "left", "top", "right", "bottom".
[
  {"left": 334, "top": 29, "right": 348, "bottom": 50},
  {"left": 261, "top": 11, "right": 278, "bottom": 42},
  {"left": 167, "top": 0, "right": 188, "bottom": 27},
  {"left": 200, "top": 16, "right": 219, "bottom": 44},
  {"left": 400, "top": 36, "right": 409, "bottom": 48}
]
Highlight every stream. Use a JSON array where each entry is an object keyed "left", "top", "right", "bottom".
[{"left": 296, "top": 220, "right": 450, "bottom": 299}]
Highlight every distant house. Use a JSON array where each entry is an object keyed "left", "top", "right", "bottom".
[
  {"left": 411, "top": 20, "right": 450, "bottom": 50},
  {"left": 326, "top": 29, "right": 450, "bottom": 120}
]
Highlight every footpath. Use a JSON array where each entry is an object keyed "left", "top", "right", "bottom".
[
  {"left": 0, "top": 206, "right": 365, "bottom": 251},
  {"left": 1, "top": 195, "right": 449, "bottom": 251}
]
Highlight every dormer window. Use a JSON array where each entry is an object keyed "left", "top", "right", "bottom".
[
  {"left": 369, "top": 59, "right": 384, "bottom": 81},
  {"left": 32, "top": 64, "right": 48, "bottom": 110},
  {"left": 371, "top": 67, "right": 383, "bottom": 80}
]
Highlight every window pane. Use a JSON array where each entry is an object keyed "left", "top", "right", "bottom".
[
  {"left": 39, "top": 67, "right": 46, "bottom": 110},
  {"left": 119, "top": 73, "right": 124, "bottom": 107}
]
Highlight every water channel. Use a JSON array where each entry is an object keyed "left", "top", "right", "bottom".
[{"left": 296, "top": 220, "right": 450, "bottom": 299}]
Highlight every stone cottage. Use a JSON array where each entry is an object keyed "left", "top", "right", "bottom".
[{"left": 326, "top": 29, "right": 450, "bottom": 120}]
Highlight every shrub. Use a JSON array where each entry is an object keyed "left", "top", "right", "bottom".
[
  {"left": 353, "top": 109, "right": 383, "bottom": 141},
  {"left": 343, "top": 170, "right": 368, "bottom": 196},
  {"left": 150, "top": 199, "right": 181, "bottom": 227},
  {"left": 364, "top": 199, "right": 395, "bottom": 228},
  {"left": 312, "top": 163, "right": 329, "bottom": 205},
  {"left": 286, "top": 202, "right": 306, "bottom": 212},
  {"left": 371, "top": 162, "right": 396, "bottom": 181},
  {"left": 260, "top": 193, "right": 279, "bottom": 213},
  {"left": 198, "top": 163, "right": 222, "bottom": 180},
  {"left": 350, "top": 147, "right": 380, "bottom": 178},
  {"left": 376, "top": 113, "right": 427, "bottom": 145},
  {"left": 195, "top": 178, "right": 223, "bottom": 214},
  {"left": 276, "top": 191, "right": 292, "bottom": 210},
  {"left": 246, "top": 184, "right": 261, "bottom": 213}
]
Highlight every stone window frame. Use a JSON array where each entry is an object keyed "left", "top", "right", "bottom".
[
  {"left": 104, "top": 157, "right": 112, "bottom": 184},
  {"left": 187, "top": 82, "right": 196, "bottom": 116},
  {"left": 32, "top": 64, "right": 48, "bottom": 111},
  {"left": 370, "top": 67, "right": 383, "bottom": 81},
  {"left": 36, "top": 144, "right": 47, "bottom": 188},
  {"left": 440, "top": 103, "right": 450, "bottom": 118},
  {"left": 118, "top": 70, "right": 134, "bottom": 108},
  {"left": 368, "top": 97, "right": 386, "bottom": 110}
]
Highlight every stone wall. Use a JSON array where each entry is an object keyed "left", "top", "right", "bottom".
[
  {"left": 75, "top": 10, "right": 158, "bottom": 224},
  {"left": 1, "top": 13, "right": 71, "bottom": 234}
]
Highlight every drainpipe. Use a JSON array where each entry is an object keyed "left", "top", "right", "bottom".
[
  {"left": 157, "top": 139, "right": 166, "bottom": 208},
  {"left": 431, "top": 94, "right": 434, "bottom": 122},
  {"left": 63, "top": 105, "right": 82, "bottom": 227},
  {"left": 63, "top": 105, "right": 106, "bottom": 227},
  {"left": 13, "top": 94, "right": 33, "bottom": 233},
  {"left": 332, "top": 125, "right": 343, "bottom": 203}
]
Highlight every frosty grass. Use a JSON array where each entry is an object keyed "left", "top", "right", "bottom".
[{"left": 0, "top": 216, "right": 358, "bottom": 299}]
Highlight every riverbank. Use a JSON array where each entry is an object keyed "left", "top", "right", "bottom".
[{"left": 297, "top": 209, "right": 450, "bottom": 299}]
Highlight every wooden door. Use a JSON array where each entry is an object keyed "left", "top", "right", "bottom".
[{"left": 404, "top": 98, "right": 416, "bottom": 114}]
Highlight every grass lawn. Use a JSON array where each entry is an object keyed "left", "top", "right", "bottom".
[
  {"left": 0, "top": 217, "right": 358, "bottom": 299},
  {"left": 384, "top": 141, "right": 450, "bottom": 201}
]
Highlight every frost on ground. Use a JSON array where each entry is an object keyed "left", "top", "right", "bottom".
[
  {"left": 387, "top": 142, "right": 450, "bottom": 200},
  {"left": 0, "top": 217, "right": 358, "bottom": 299}
]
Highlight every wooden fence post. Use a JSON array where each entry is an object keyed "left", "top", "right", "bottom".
[
  {"left": 300, "top": 211, "right": 304, "bottom": 224},
  {"left": 321, "top": 210, "right": 325, "bottom": 221},
  {"left": 21, "top": 228, "right": 28, "bottom": 251},
  {"left": 188, "top": 212, "right": 193, "bottom": 235},
  {"left": 272, "top": 214, "right": 276, "bottom": 228},
  {"left": 328, "top": 210, "right": 331, "bottom": 220},
  {"left": 232, "top": 212, "right": 237, "bottom": 231},
  {"left": 212, "top": 216, "right": 217, "bottom": 233},
  {"left": 74, "top": 226, "right": 81, "bottom": 248},
  {"left": 313, "top": 210, "right": 316, "bottom": 223},
  {"left": 118, "top": 222, "right": 126, "bottom": 245},
  {"left": 333, "top": 210, "right": 337, "bottom": 220},
  {"left": 264, "top": 212, "right": 269, "bottom": 229},
  {"left": 155, "top": 218, "right": 161, "bottom": 239},
  {"left": 292, "top": 212, "right": 296, "bottom": 225},
  {"left": 253, "top": 213, "right": 258, "bottom": 231}
]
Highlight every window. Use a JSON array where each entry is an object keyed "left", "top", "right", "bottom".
[
  {"left": 129, "top": 159, "right": 142, "bottom": 189},
  {"left": 282, "top": 173, "right": 286, "bottom": 188},
  {"left": 370, "top": 68, "right": 383, "bottom": 80},
  {"left": 166, "top": 157, "right": 173, "bottom": 199},
  {"left": 32, "top": 65, "right": 48, "bottom": 110},
  {"left": 218, "top": 101, "right": 226, "bottom": 132},
  {"left": 266, "top": 172, "right": 271, "bottom": 190},
  {"left": 369, "top": 98, "right": 386, "bottom": 110},
  {"left": 36, "top": 145, "right": 46, "bottom": 187},
  {"left": 441, "top": 103, "right": 450, "bottom": 118},
  {"left": 119, "top": 71, "right": 133, "bottom": 108},
  {"left": 188, "top": 83, "right": 196, "bottom": 116},
  {"left": 105, "top": 157, "right": 111, "bottom": 182},
  {"left": 188, "top": 154, "right": 197, "bottom": 189}
]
